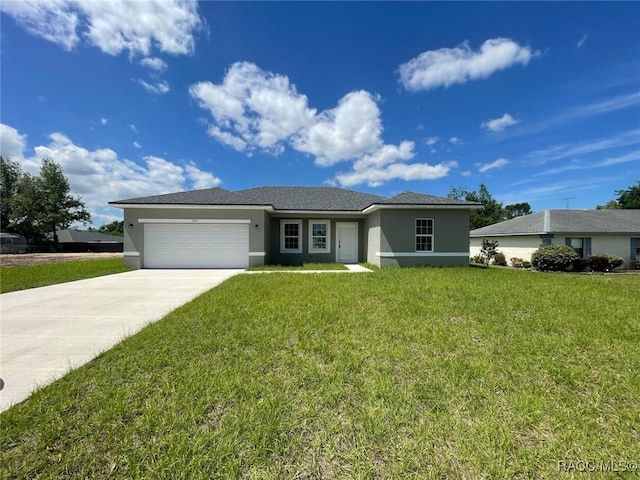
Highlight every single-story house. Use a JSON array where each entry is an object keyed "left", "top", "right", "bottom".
[
  {"left": 109, "top": 186, "right": 482, "bottom": 269},
  {"left": 0, "top": 232, "right": 27, "bottom": 253},
  {"left": 55, "top": 229, "right": 124, "bottom": 253},
  {"left": 470, "top": 209, "right": 640, "bottom": 268}
]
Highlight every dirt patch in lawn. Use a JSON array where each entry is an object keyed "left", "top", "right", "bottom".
[{"left": 0, "top": 252, "right": 123, "bottom": 267}]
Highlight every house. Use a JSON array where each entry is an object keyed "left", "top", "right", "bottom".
[
  {"left": 470, "top": 209, "right": 640, "bottom": 268},
  {"left": 0, "top": 233, "right": 27, "bottom": 254},
  {"left": 109, "top": 186, "right": 482, "bottom": 269},
  {"left": 55, "top": 229, "right": 124, "bottom": 253}
]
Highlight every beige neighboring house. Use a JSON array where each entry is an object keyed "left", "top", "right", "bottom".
[{"left": 470, "top": 209, "right": 640, "bottom": 268}]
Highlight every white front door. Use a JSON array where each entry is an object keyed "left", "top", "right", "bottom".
[{"left": 336, "top": 222, "right": 358, "bottom": 263}]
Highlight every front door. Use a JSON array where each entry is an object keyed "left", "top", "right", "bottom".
[{"left": 336, "top": 222, "right": 358, "bottom": 263}]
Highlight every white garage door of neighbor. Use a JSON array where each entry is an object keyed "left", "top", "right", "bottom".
[{"left": 144, "top": 223, "right": 249, "bottom": 268}]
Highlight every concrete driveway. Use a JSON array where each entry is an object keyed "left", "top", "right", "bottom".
[{"left": 0, "top": 269, "right": 241, "bottom": 412}]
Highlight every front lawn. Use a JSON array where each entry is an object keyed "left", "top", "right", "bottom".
[
  {"left": 1, "top": 268, "right": 638, "bottom": 478},
  {"left": 0, "top": 259, "right": 132, "bottom": 293}
]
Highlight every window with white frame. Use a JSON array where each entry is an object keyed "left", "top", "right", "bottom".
[
  {"left": 415, "top": 218, "right": 434, "bottom": 252},
  {"left": 281, "top": 220, "right": 302, "bottom": 253},
  {"left": 309, "top": 220, "right": 330, "bottom": 253}
]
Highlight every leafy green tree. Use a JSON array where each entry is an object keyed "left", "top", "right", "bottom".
[
  {"left": 38, "top": 158, "right": 91, "bottom": 246},
  {"left": 596, "top": 181, "right": 640, "bottom": 209},
  {"left": 10, "top": 173, "right": 47, "bottom": 244},
  {"left": 448, "top": 183, "right": 504, "bottom": 229},
  {"left": 1, "top": 156, "right": 23, "bottom": 231},
  {"left": 503, "top": 202, "right": 532, "bottom": 219},
  {"left": 98, "top": 220, "right": 124, "bottom": 236},
  {"left": 479, "top": 238, "right": 499, "bottom": 266}
]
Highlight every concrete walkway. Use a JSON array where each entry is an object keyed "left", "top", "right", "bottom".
[{"left": 0, "top": 269, "right": 241, "bottom": 412}]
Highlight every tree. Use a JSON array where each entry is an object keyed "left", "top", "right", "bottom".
[
  {"left": 596, "top": 181, "right": 640, "bottom": 209},
  {"left": 448, "top": 183, "right": 504, "bottom": 229},
  {"left": 479, "top": 238, "right": 499, "bottom": 266},
  {"left": 97, "top": 220, "right": 124, "bottom": 236},
  {"left": 8, "top": 158, "right": 91, "bottom": 247},
  {"left": 0, "top": 156, "right": 22, "bottom": 231},
  {"left": 38, "top": 158, "right": 91, "bottom": 246},
  {"left": 503, "top": 202, "right": 532, "bottom": 219}
]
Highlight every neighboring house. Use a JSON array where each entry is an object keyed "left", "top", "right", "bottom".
[
  {"left": 55, "top": 229, "right": 124, "bottom": 253},
  {"left": 470, "top": 209, "right": 640, "bottom": 268},
  {"left": 109, "top": 186, "right": 482, "bottom": 269},
  {"left": 0, "top": 233, "right": 27, "bottom": 253}
]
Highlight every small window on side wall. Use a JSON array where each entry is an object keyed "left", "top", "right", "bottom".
[
  {"left": 281, "top": 220, "right": 302, "bottom": 253},
  {"left": 309, "top": 220, "right": 330, "bottom": 253},
  {"left": 415, "top": 218, "right": 434, "bottom": 252}
]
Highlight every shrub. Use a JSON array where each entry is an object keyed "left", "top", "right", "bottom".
[
  {"left": 571, "top": 257, "right": 591, "bottom": 272},
  {"left": 522, "top": 260, "right": 532, "bottom": 269},
  {"left": 531, "top": 244, "right": 579, "bottom": 272},
  {"left": 470, "top": 254, "right": 483, "bottom": 264},
  {"left": 479, "top": 239, "right": 499, "bottom": 266},
  {"left": 588, "top": 255, "right": 611, "bottom": 272},
  {"left": 636, "top": 253, "right": 640, "bottom": 270},
  {"left": 510, "top": 257, "right": 524, "bottom": 268},
  {"left": 493, "top": 252, "right": 507, "bottom": 266},
  {"left": 605, "top": 254, "right": 624, "bottom": 270}
]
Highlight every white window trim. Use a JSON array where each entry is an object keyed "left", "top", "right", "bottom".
[
  {"left": 308, "top": 220, "right": 331, "bottom": 254},
  {"left": 281, "top": 219, "right": 302, "bottom": 253},
  {"left": 415, "top": 217, "right": 434, "bottom": 253}
]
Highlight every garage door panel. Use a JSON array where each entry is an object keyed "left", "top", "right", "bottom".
[{"left": 144, "top": 223, "right": 249, "bottom": 268}]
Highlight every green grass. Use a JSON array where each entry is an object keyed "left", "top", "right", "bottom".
[
  {"left": 247, "top": 262, "right": 348, "bottom": 271},
  {"left": 1, "top": 268, "right": 638, "bottom": 479},
  {"left": 0, "top": 259, "right": 133, "bottom": 293}
]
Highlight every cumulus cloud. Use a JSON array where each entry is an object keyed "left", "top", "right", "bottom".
[
  {"left": 0, "top": 0, "right": 202, "bottom": 57},
  {"left": 191, "top": 62, "right": 455, "bottom": 187},
  {"left": 398, "top": 38, "right": 539, "bottom": 91},
  {"left": 140, "top": 57, "right": 168, "bottom": 72},
  {"left": 449, "top": 136, "right": 461, "bottom": 144},
  {"left": 0, "top": 122, "right": 221, "bottom": 225},
  {"left": 481, "top": 113, "right": 519, "bottom": 132},
  {"left": 136, "top": 79, "right": 170, "bottom": 95},
  {"left": 425, "top": 136, "right": 439, "bottom": 146},
  {"left": 477, "top": 158, "right": 509, "bottom": 173}
]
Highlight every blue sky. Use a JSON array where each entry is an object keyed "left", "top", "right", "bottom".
[{"left": 1, "top": 1, "right": 638, "bottom": 226}]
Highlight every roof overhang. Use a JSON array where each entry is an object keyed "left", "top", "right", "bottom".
[
  {"left": 363, "top": 203, "right": 484, "bottom": 214},
  {"left": 109, "top": 203, "right": 275, "bottom": 211}
]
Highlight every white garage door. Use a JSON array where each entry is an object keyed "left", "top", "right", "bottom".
[{"left": 144, "top": 223, "right": 249, "bottom": 268}]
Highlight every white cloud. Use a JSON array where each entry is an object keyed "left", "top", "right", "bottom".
[
  {"left": 536, "top": 151, "right": 640, "bottom": 176},
  {"left": 477, "top": 158, "right": 509, "bottom": 173},
  {"left": 191, "top": 62, "right": 456, "bottom": 187},
  {"left": 0, "top": 123, "right": 27, "bottom": 159},
  {"left": 0, "top": 0, "right": 202, "bottom": 57},
  {"left": 133, "top": 141, "right": 141, "bottom": 149},
  {"left": 577, "top": 35, "right": 588, "bottom": 49},
  {"left": 136, "top": 79, "right": 170, "bottom": 95},
  {"left": 335, "top": 160, "right": 457, "bottom": 188},
  {"left": 449, "top": 136, "right": 461, "bottom": 144},
  {"left": 100, "top": 117, "right": 108, "bottom": 126},
  {"left": 481, "top": 113, "right": 519, "bottom": 132},
  {"left": 0, "top": 122, "right": 222, "bottom": 225},
  {"left": 140, "top": 57, "right": 168, "bottom": 72},
  {"left": 129, "top": 124, "right": 138, "bottom": 133},
  {"left": 398, "top": 38, "right": 539, "bottom": 91},
  {"left": 425, "top": 136, "right": 439, "bottom": 146}
]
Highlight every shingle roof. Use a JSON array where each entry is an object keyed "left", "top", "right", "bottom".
[
  {"left": 56, "top": 229, "right": 124, "bottom": 243},
  {"left": 110, "top": 186, "right": 480, "bottom": 211},
  {"left": 470, "top": 209, "right": 640, "bottom": 236}
]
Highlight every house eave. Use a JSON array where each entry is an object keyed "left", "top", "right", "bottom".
[
  {"left": 363, "top": 203, "right": 483, "bottom": 214},
  {"left": 109, "top": 203, "right": 275, "bottom": 211}
]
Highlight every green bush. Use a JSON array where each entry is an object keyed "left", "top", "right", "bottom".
[
  {"left": 571, "top": 257, "right": 590, "bottom": 272},
  {"left": 522, "top": 260, "right": 532, "bottom": 269},
  {"left": 636, "top": 253, "right": 640, "bottom": 270},
  {"left": 605, "top": 254, "right": 624, "bottom": 270},
  {"left": 587, "top": 255, "right": 610, "bottom": 272},
  {"left": 470, "top": 254, "right": 483, "bottom": 264},
  {"left": 493, "top": 252, "right": 507, "bottom": 266},
  {"left": 510, "top": 257, "right": 525, "bottom": 268},
  {"left": 531, "top": 244, "right": 579, "bottom": 272}
]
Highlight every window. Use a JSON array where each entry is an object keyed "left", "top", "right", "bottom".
[
  {"left": 566, "top": 237, "right": 590, "bottom": 257},
  {"left": 309, "top": 220, "right": 330, "bottom": 253},
  {"left": 415, "top": 218, "right": 434, "bottom": 252},
  {"left": 281, "top": 220, "right": 302, "bottom": 253}
]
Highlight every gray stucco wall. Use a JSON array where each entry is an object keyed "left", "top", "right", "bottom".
[
  {"left": 122, "top": 207, "right": 268, "bottom": 268},
  {"left": 378, "top": 209, "right": 471, "bottom": 267},
  {"left": 365, "top": 210, "right": 381, "bottom": 267}
]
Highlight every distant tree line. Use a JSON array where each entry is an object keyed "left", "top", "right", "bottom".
[
  {"left": 596, "top": 181, "right": 640, "bottom": 209},
  {"left": 1, "top": 157, "right": 91, "bottom": 248},
  {"left": 88, "top": 220, "right": 124, "bottom": 236},
  {"left": 448, "top": 183, "right": 532, "bottom": 229}
]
